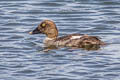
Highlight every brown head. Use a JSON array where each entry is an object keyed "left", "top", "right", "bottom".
[{"left": 29, "top": 20, "right": 58, "bottom": 39}]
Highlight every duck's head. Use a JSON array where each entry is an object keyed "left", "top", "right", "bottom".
[{"left": 29, "top": 20, "right": 58, "bottom": 39}]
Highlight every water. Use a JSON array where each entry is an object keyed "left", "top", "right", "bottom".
[{"left": 0, "top": 0, "right": 120, "bottom": 80}]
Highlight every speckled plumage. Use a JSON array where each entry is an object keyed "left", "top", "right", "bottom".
[{"left": 29, "top": 20, "right": 105, "bottom": 49}]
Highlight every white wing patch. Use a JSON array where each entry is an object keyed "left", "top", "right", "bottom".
[{"left": 71, "top": 36, "right": 82, "bottom": 39}]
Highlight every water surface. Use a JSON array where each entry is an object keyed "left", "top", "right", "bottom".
[{"left": 0, "top": 0, "right": 120, "bottom": 80}]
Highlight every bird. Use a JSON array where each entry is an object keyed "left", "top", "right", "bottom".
[{"left": 29, "top": 20, "right": 105, "bottom": 50}]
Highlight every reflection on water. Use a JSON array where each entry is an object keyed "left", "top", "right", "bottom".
[
  {"left": 43, "top": 44, "right": 101, "bottom": 52},
  {"left": 0, "top": 0, "right": 120, "bottom": 80}
]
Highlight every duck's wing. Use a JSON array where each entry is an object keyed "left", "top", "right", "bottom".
[
  {"left": 56, "top": 34, "right": 83, "bottom": 41},
  {"left": 55, "top": 34, "right": 105, "bottom": 47},
  {"left": 64, "top": 35, "right": 105, "bottom": 47},
  {"left": 55, "top": 34, "right": 83, "bottom": 46},
  {"left": 78, "top": 36, "right": 105, "bottom": 45}
]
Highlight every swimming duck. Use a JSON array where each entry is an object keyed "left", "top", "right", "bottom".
[{"left": 29, "top": 20, "right": 105, "bottom": 50}]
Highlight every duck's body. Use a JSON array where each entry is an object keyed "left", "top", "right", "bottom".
[
  {"left": 29, "top": 20, "right": 105, "bottom": 49},
  {"left": 44, "top": 34, "right": 104, "bottom": 48},
  {"left": 44, "top": 34, "right": 82, "bottom": 46}
]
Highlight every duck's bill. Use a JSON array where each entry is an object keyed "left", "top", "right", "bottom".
[{"left": 29, "top": 28, "right": 40, "bottom": 34}]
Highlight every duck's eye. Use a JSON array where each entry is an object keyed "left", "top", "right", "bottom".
[{"left": 41, "top": 23, "right": 46, "bottom": 27}]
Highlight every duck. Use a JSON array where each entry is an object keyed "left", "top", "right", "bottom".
[{"left": 29, "top": 20, "right": 105, "bottom": 50}]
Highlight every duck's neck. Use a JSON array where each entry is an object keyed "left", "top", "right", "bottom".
[
  {"left": 44, "top": 37, "right": 57, "bottom": 44},
  {"left": 45, "top": 28, "right": 59, "bottom": 40},
  {"left": 44, "top": 33, "right": 58, "bottom": 43},
  {"left": 46, "top": 35, "right": 58, "bottom": 40}
]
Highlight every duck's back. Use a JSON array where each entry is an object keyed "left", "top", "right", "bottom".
[
  {"left": 55, "top": 34, "right": 105, "bottom": 48},
  {"left": 54, "top": 34, "right": 82, "bottom": 46}
]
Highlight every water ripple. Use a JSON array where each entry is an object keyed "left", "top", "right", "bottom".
[{"left": 0, "top": 0, "right": 120, "bottom": 80}]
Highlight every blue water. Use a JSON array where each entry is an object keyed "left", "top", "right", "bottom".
[{"left": 0, "top": 0, "right": 120, "bottom": 80}]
